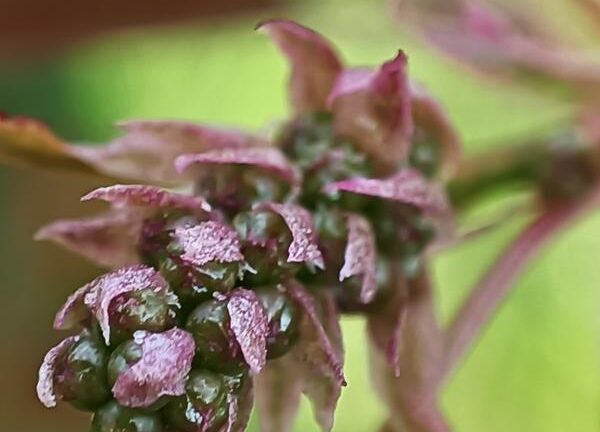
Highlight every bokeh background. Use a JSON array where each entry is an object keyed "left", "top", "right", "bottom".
[{"left": 1, "top": 0, "right": 599, "bottom": 431}]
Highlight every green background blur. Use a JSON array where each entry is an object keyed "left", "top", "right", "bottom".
[{"left": 1, "top": 0, "right": 599, "bottom": 431}]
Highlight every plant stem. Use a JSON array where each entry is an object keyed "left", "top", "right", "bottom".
[{"left": 440, "top": 201, "right": 590, "bottom": 380}]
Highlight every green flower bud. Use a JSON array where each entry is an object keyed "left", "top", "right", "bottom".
[
  {"left": 108, "top": 288, "right": 178, "bottom": 345},
  {"left": 162, "top": 370, "right": 228, "bottom": 432},
  {"left": 53, "top": 332, "right": 111, "bottom": 411},
  {"left": 335, "top": 259, "right": 393, "bottom": 314},
  {"left": 233, "top": 210, "right": 297, "bottom": 285},
  {"left": 92, "top": 401, "right": 163, "bottom": 432},
  {"left": 159, "top": 256, "right": 239, "bottom": 310},
  {"left": 196, "top": 166, "right": 287, "bottom": 215},
  {"left": 255, "top": 286, "right": 301, "bottom": 359},
  {"left": 185, "top": 300, "right": 245, "bottom": 372}
]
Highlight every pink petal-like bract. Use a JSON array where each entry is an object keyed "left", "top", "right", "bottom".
[
  {"left": 227, "top": 289, "right": 269, "bottom": 374},
  {"left": 82, "top": 265, "right": 175, "bottom": 344},
  {"left": 328, "top": 52, "right": 413, "bottom": 167},
  {"left": 73, "top": 120, "right": 257, "bottom": 183},
  {"left": 174, "top": 222, "right": 244, "bottom": 267},
  {"left": 112, "top": 328, "right": 195, "bottom": 408},
  {"left": 81, "top": 184, "right": 211, "bottom": 213},
  {"left": 255, "top": 202, "right": 325, "bottom": 269},
  {"left": 258, "top": 19, "right": 343, "bottom": 114},
  {"left": 410, "top": 81, "right": 461, "bottom": 178},
  {"left": 36, "top": 336, "right": 79, "bottom": 408},
  {"left": 35, "top": 211, "right": 142, "bottom": 269},
  {"left": 340, "top": 214, "right": 377, "bottom": 303},
  {"left": 175, "top": 147, "right": 301, "bottom": 185},
  {"left": 324, "top": 168, "right": 448, "bottom": 213}
]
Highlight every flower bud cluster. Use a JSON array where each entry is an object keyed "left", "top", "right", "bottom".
[{"left": 34, "top": 19, "right": 458, "bottom": 432}]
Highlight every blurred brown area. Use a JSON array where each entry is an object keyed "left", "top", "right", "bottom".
[
  {"left": 0, "top": 0, "right": 278, "bottom": 59},
  {"left": 1, "top": 168, "right": 110, "bottom": 431}
]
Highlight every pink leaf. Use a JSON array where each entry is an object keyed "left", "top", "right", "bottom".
[
  {"left": 286, "top": 283, "right": 344, "bottom": 387},
  {"left": 112, "top": 328, "right": 195, "bottom": 408},
  {"left": 73, "top": 120, "right": 258, "bottom": 183},
  {"left": 288, "top": 287, "right": 344, "bottom": 431},
  {"left": 175, "top": 147, "right": 301, "bottom": 185},
  {"left": 258, "top": 19, "right": 343, "bottom": 114},
  {"left": 340, "top": 214, "right": 377, "bottom": 303},
  {"left": 36, "top": 336, "right": 79, "bottom": 408},
  {"left": 35, "top": 210, "right": 142, "bottom": 269},
  {"left": 173, "top": 221, "right": 244, "bottom": 267},
  {"left": 227, "top": 289, "right": 269, "bottom": 374},
  {"left": 328, "top": 52, "right": 413, "bottom": 166},
  {"left": 254, "top": 202, "right": 324, "bottom": 269},
  {"left": 324, "top": 168, "right": 449, "bottom": 213},
  {"left": 81, "top": 184, "right": 211, "bottom": 213}
]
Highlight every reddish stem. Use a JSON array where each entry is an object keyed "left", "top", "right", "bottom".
[{"left": 441, "top": 200, "right": 591, "bottom": 380}]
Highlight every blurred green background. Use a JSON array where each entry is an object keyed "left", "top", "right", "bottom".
[{"left": 1, "top": 0, "right": 599, "bottom": 431}]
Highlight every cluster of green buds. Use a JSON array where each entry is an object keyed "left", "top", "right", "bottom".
[{"left": 30, "top": 19, "right": 460, "bottom": 432}]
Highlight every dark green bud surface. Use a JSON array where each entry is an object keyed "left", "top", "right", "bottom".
[
  {"left": 185, "top": 300, "right": 245, "bottom": 372},
  {"left": 92, "top": 401, "right": 163, "bottom": 432},
  {"left": 53, "top": 333, "right": 110, "bottom": 411}
]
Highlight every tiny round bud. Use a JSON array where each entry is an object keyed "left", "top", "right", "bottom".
[
  {"left": 255, "top": 286, "right": 301, "bottom": 359},
  {"left": 108, "top": 288, "right": 177, "bottom": 345},
  {"left": 233, "top": 210, "right": 297, "bottom": 285},
  {"left": 185, "top": 300, "right": 245, "bottom": 372},
  {"left": 107, "top": 340, "right": 141, "bottom": 387},
  {"left": 53, "top": 332, "right": 111, "bottom": 411},
  {"left": 91, "top": 401, "right": 163, "bottom": 432},
  {"left": 162, "top": 370, "right": 228, "bottom": 432}
]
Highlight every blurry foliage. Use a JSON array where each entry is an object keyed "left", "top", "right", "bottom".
[{"left": 0, "top": 0, "right": 599, "bottom": 431}]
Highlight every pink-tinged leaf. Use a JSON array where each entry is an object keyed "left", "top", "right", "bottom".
[
  {"left": 35, "top": 210, "right": 142, "bottom": 269},
  {"left": 410, "top": 81, "right": 462, "bottom": 178},
  {"left": 368, "top": 271, "right": 447, "bottom": 430},
  {"left": 73, "top": 120, "right": 259, "bottom": 183},
  {"left": 227, "top": 289, "right": 269, "bottom": 374},
  {"left": 416, "top": 2, "right": 600, "bottom": 98},
  {"left": 328, "top": 52, "right": 413, "bottom": 167},
  {"left": 254, "top": 202, "right": 324, "bottom": 269},
  {"left": 53, "top": 285, "right": 91, "bottom": 331},
  {"left": 81, "top": 184, "right": 211, "bottom": 213},
  {"left": 112, "top": 328, "right": 195, "bottom": 408},
  {"left": 367, "top": 281, "right": 407, "bottom": 377},
  {"left": 36, "top": 336, "right": 79, "bottom": 408},
  {"left": 286, "top": 283, "right": 345, "bottom": 387},
  {"left": 174, "top": 221, "right": 244, "bottom": 267},
  {"left": 340, "top": 214, "right": 377, "bottom": 303},
  {"left": 0, "top": 115, "right": 108, "bottom": 176},
  {"left": 253, "top": 355, "right": 303, "bottom": 432},
  {"left": 175, "top": 147, "right": 301, "bottom": 185},
  {"left": 288, "top": 287, "right": 344, "bottom": 431},
  {"left": 324, "top": 168, "right": 449, "bottom": 213},
  {"left": 258, "top": 19, "right": 343, "bottom": 114},
  {"left": 82, "top": 265, "right": 176, "bottom": 344}
]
